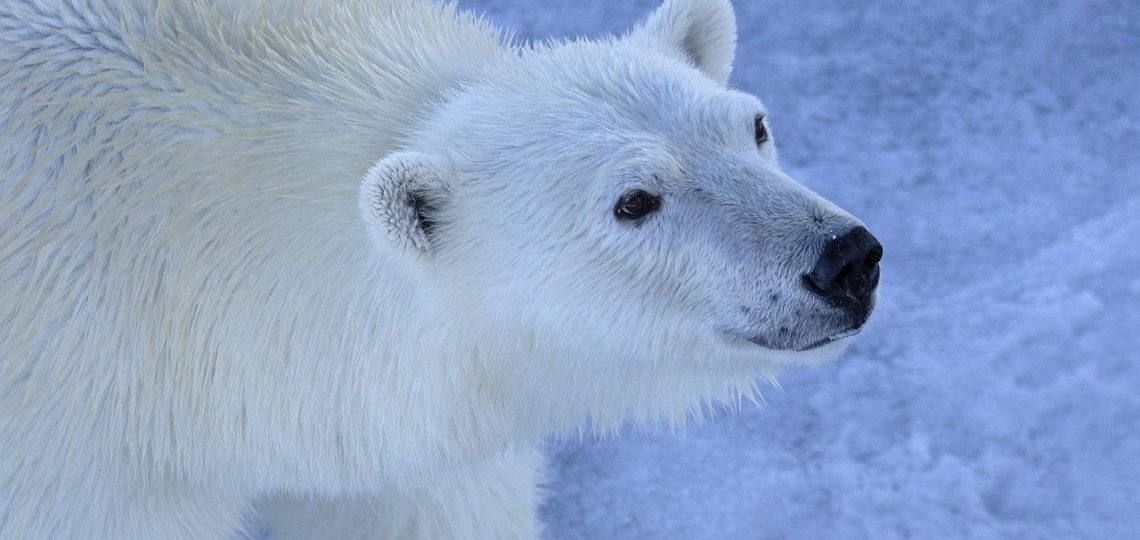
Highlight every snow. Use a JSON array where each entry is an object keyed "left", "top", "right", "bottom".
[{"left": 453, "top": 0, "right": 1140, "bottom": 537}]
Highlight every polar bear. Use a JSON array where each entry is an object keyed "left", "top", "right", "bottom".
[{"left": 0, "top": 0, "right": 881, "bottom": 538}]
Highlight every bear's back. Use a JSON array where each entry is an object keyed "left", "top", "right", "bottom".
[{"left": 0, "top": 0, "right": 506, "bottom": 503}]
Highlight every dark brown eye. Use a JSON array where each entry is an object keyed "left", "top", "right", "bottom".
[
  {"left": 614, "top": 190, "right": 661, "bottom": 221},
  {"left": 754, "top": 114, "right": 768, "bottom": 146}
]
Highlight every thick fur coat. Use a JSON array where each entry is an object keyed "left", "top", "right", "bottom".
[{"left": 0, "top": 0, "right": 874, "bottom": 537}]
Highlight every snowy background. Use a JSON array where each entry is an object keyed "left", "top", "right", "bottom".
[{"left": 455, "top": 0, "right": 1140, "bottom": 538}]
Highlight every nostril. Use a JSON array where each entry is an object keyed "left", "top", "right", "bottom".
[
  {"left": 835, "top": 263, "right": 855, "bottom": 285},
  {"left": 863, "top": 244, "right": 883, "bottom": 268},
  {"left": 804, "top": 264, "right": 837, "bottom": 293}
]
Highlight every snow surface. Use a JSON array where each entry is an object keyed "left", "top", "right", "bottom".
[{"left": 451, "top": 0, "right": 1140, "bottom": 538}]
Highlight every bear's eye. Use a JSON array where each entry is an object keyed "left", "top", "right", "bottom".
[
  {"left": 614, "top": 190, "right": 661, "bottom": 221},
  {"left": 754, "top": 114, "right": 769, "bottom": 146}
]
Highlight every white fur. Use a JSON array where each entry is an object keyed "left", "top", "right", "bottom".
[{"left": 0, "top": 0, "right": 866, "bottom": 537}]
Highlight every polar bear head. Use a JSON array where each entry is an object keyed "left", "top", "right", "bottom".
[{"left": 359, "top": 0, "right": 881, "bottom": 422}]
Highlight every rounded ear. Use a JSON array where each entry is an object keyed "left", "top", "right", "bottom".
[
  {"left": 630, "top": 0, "right": 737, "bottom": 86},
  {"left": 359, "top": 152, "right": 452, "bottom": 258}
]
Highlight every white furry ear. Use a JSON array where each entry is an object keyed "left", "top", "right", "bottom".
[
  {"left": 631, "top": 0, "right": 737, "bottom": 85},
  {"left": 359, "top": 152, "right": 451, "bottom": 258}
]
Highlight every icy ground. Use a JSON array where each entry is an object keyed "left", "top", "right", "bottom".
[{"left": 457, "top": 0, "right": 1140, "bottom": 538}]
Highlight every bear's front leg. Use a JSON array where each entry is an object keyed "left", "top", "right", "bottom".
[{"left": 258, "top": 447, "right": 544, "bottom": 539}]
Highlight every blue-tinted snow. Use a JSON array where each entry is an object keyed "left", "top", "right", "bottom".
[{"left": 454, "top": 0, "right": 1140, "bottom": 538}]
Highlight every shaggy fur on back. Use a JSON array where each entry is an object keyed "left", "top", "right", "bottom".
[{"left": 2, "top": 2, "right": 519, "bottom": 536}]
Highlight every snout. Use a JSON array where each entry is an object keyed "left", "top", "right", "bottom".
[{"left": 803, "top": 226, "right": 882, "bottom": 323}]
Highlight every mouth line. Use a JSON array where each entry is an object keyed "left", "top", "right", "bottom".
[
  {"left": 793, "top": 327, "right": 862, "bottom": 351},
  {"left": 730, "top": 327, "right": 862, "bottom": 352}
]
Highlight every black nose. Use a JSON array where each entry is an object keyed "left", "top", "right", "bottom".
[{"left": 803, "top": 226, "right": 882, "bottom": 317}]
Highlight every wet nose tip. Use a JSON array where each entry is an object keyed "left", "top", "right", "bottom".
[{"left": 804, "top": 226, "right": 882, "bottom": 310}]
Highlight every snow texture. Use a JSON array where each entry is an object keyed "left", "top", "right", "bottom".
[{"left": 453, "top": 0, "right": 1140, "bottom": 538}]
